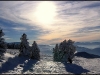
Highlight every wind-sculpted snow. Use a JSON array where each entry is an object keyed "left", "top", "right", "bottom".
[{"left": 0, "top": 49, "right": 100, "bottom": 74}]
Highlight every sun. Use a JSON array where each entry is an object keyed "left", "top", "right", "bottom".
[{"left": 34, "top": 1, "right": 57, "bottom": 25}]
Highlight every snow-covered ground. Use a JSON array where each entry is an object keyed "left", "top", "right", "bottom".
[{"left": 0, "top": 49, "right": 100, "bottom": 74}]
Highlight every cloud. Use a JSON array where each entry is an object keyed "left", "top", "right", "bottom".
[
  {"left": 63, "top": 25, "right": 100, "bottom": 38},
  {"left": 0, "top": 1, "right": 100, "bottom": 44},
  {"left": 81, "top": 2, "right": 100, "bottom": 8},
  {"left": 76, "top": 26, "right": 100, "bottom": 33},
  {"left": 2, "top": 36, "right": 11, "bottom": 41},
  {"left": 0, "top": 1, "right": 37, "bottom": 24},
  {"left": 5, "top": 37, "right": 11, "bottom": 40},
  {"left": 12, "top": 27, "right": 27, "bottom": 31}
]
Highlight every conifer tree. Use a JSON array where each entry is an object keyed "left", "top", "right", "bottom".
[
  {"left": 53, "top": 39, "right": 76, "bottom": 63},
  {"left": 67, "top": 39, "right": 76, "bottom": 62},
  {"left": 19, "top": 33, "right": 30, "bottom": 56},
  {"left": 53, "top": 44, "right": 60, "bottom": 61},
  {"left": 0, "top": 28, "right": 7, "bottom": 58},
  {"left": 30, "top": 41, "right": 40, "bottom": 60}
]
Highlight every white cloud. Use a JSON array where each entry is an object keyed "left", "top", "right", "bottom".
[
  {"left": 5, "top": 37, "right": 11, "bottom": 40},
  {"left": 37, "top": 1, "right": 100, "bottom": 44},
  {"left": 0, "top": 1, "right": 100, "bottom": 44},
  {"left": 12, "top": 27, "right": 27, "bottom": 31},
  {"left": 2, "top": 36, "right": 11, "bottom": 40}
]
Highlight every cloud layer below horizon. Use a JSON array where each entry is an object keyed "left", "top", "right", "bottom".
[{"left": 0, "top": 1, "right": 100, "bottom": 45}]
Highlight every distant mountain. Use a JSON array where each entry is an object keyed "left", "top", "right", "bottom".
[
  {"left": 76, "top": 46, "right": 100, "bottom": 56},
  {"left": 6, "top": 42, "right": 100, "bottom": 56},
  {"left": 38, "top": 45, "right": 53, "bottom": 56},
  {"left": 38, "top": 45, "right": 51, "bottom": 47},
  {"left": 93, "top": 47, "right": 100, "bottom": 51},
  {"left": 91, "top": 47, "right": 100, "bottom": 56},
  {"left": 75, "top": 42, "right": 100, "bottom": 45},
  {"left": 7, "top": 42, "right": 20, "bottom": 45},
  {"left": 76, "top": 46, "right": 91, "bottom": 52},
  {"left": 75, "top": 52, "right": 100, "bottom": 58}
]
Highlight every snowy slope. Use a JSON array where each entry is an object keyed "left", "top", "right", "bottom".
[
  {"left": 76, "top": 46, "right": 100, "bottom": 56},
  {"left": 0, "top": 49, "right": 100, "bottom": 74}
]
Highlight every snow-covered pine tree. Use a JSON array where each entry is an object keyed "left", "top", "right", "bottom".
[
  {"left": 53, "top": 39, "right": 76, "bottom": 63},
  {"left": 59, "top": 42, "right": 63, "bottom": 50},
  {"left": 30, "top": 41, "right": 40, "bottom": 60},
  {"left": 0, "top": 28, "right": 7, "bottom": 58},
  {"left": 53, "top": 44, "right": 60, "bottom": 61},
  {"left": 61, "top": 39, "right": 76, "bottom": 63},
  {"left": 67, "top": 39, "right": 76, "bottom": 63},
  {"left": 19, "top": 33, "right": 30, "bottom": 56},
  {"left": 58, "top": 40, "right": 67, "bottom": 62}
]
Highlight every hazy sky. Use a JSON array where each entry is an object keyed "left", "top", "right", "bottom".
[{"left": 0, "top": 1, "right": 100, "bottom": 45}]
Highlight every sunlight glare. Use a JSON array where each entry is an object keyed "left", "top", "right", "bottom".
[{"left": 34, "top": 1, "right": 57, "bottom": 25}]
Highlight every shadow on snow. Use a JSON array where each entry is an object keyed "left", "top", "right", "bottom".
[
  {"left": 0, "top": 55, "right": 38, "bottom": 73},
  {"left": 63, "top": 62, "right": 90, "bottom": 74},
  {"left": 22, "top": 58, "right": 38, "bottom": 73}
]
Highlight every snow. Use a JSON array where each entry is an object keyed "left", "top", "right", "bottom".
[
  {"left": 0, "top": 49, "right": 100, "bottom": 74},
  {"left": 4, "top": 53, "right": 14, "bottom": 58}
]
